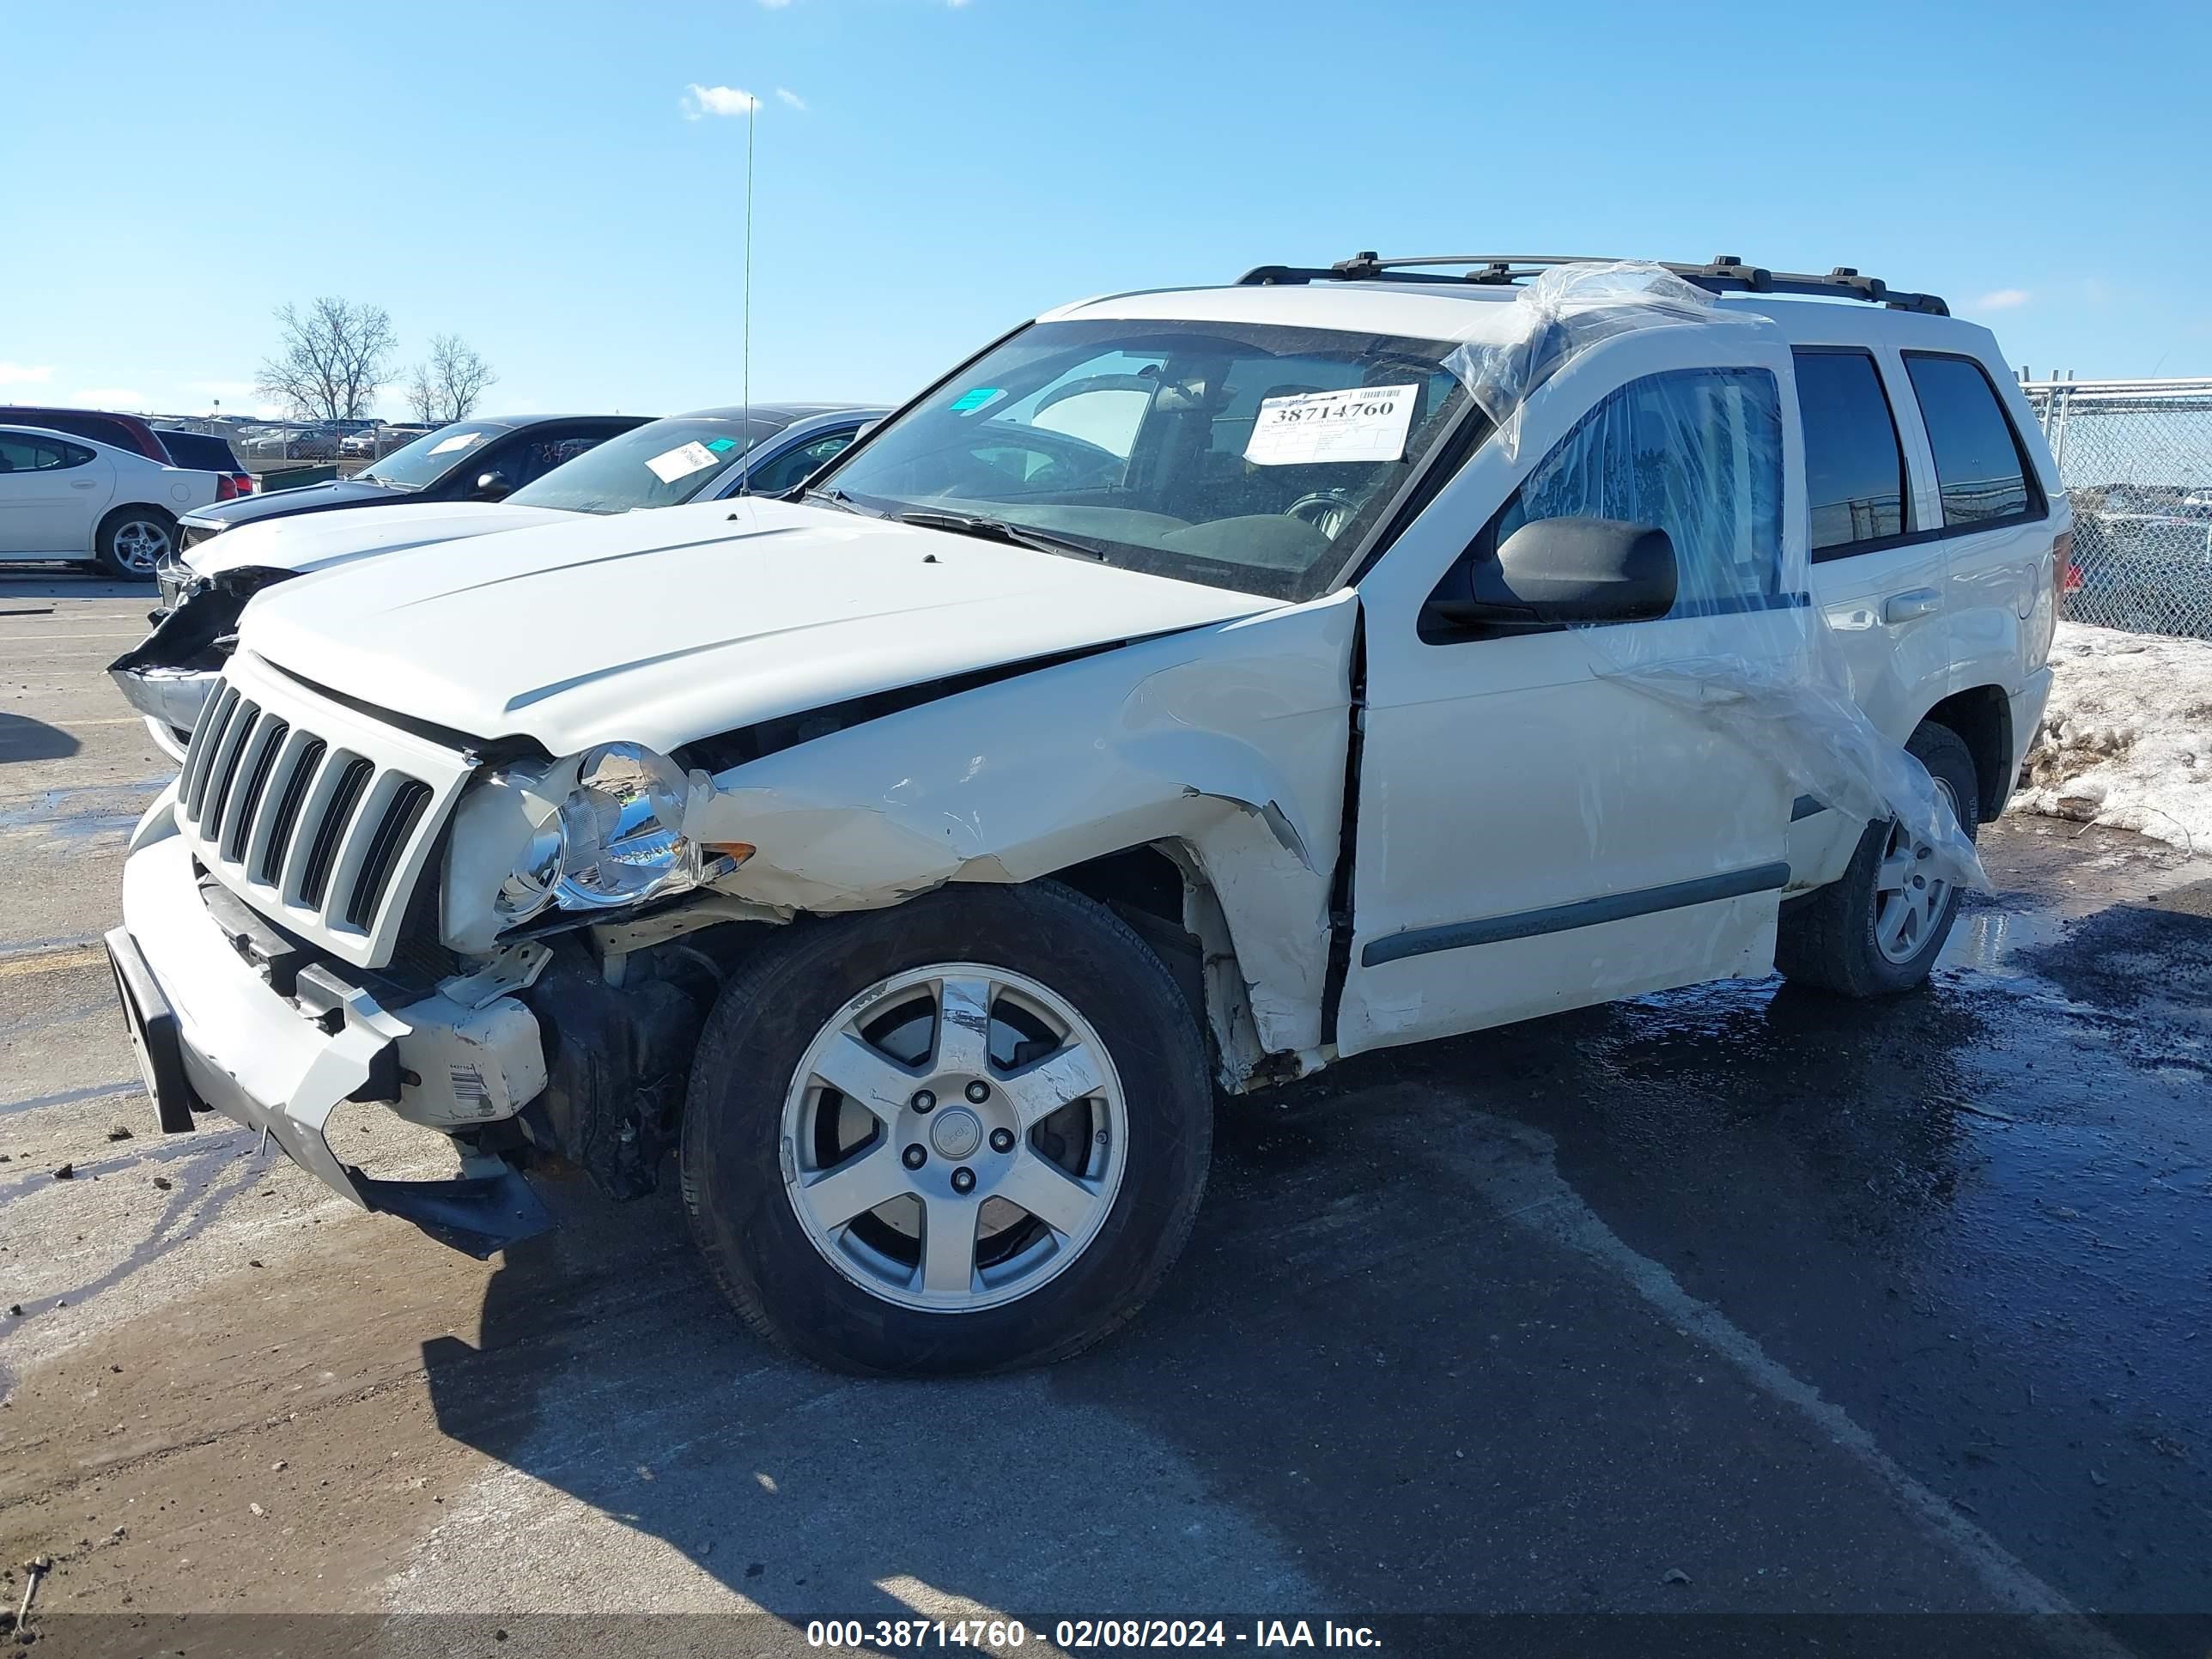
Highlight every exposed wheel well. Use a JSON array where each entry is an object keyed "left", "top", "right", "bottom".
[
  {"left": 1048, "top": 842, "right": 1264, "bottom": 1089},
  {"left": 1051, "top": 844, "right": 1186, "bottom": 928},
  {"left": 1922, "top": 684, "right": 2013, "bottom": 822}
]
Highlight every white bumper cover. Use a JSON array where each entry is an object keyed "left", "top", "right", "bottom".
[{"left": 113, "top": 836, "right": 549, "bottom": 1222}]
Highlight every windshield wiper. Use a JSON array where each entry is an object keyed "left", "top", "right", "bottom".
[
  {"left": 801, "top": 485, "right": 876, "bottom": 516},
  {"left": 892, "top": 509, "right": 1106, "bottom": 561}
]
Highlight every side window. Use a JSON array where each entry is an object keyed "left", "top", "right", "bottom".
[
  {"left": 0, "top": 436, "right": 90, "bottom": 472},
  {"left": 1493, "top": 367, "right": 1784, "bottom": 615},
  {"left": 506, "top": 433, "right": 599, "bottom": 485},
  {"left": 41, "top": 414, "right": 130, "bottom": 452},
  {"left": 1794, "top": 349, "right": 1906, "bottom": 560},
  {"left": 1903, "top": 352, "right": 2042, "bottom": 527},
  {"left": 740, "top": 431, "right": 857, "bottom": 496}
]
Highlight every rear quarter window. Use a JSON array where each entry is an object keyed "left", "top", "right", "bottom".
[{"left": 1904, "top": 352, "right": 2044, "bottom": 527}]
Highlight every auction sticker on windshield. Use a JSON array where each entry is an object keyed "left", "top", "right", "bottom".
[
  {"left": 428, "top": 431, "right": 484, "bottom": 455},
  {"left": 645, "top": 441, "right": 721, "bottom": 483},
  {"left": 1244, "top": 383, "right": 1418, "bottom": 466}
]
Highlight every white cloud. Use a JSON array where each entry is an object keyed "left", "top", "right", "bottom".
[
  {"left": 757, "top": 0, "right": 793, "bottom": 7},
  {"left": 68, "top": 387, "right": 150, "bottom": 410},
  {"left": 680, "top": 83, "right": 761, "bottom": 120},
  {"left": 775, "top": 86, "right": 806, "bottom": 110},
  {"left": 190, "top": 379, "right": 258, "bottom": 400},
  {"left": 0, "top": 362, "right": 55, "bottom": 387},
  {"left": 1972, "top": 288, "right": 2030, "bottom": 312}
]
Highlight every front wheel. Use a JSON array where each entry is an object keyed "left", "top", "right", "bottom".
[
  {"left": 680, "top": 882, "right": 1212, "bottom": 1375},
  {"left": 1775, "top": 721, "right": 1980, "bottom": 998}
]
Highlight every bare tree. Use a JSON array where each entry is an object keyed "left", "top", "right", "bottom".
[
  {"left": 404, "top": 363, "right": 441, "bottom": 427},
  {"left": 256, "top": 297, "right": 397, "bottom": 421},
  {"left": 407, "top": 334, "right": 499, "bottom": 424}
]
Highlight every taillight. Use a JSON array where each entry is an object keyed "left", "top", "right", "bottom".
[
  {"left": 215, "top": 474, "right": 239, "bottom": 502},
  {"left": 233, "top": 472, "right": 254, "bottom": 495},
  {"left": 2051, "top": 529, "right": 2075, "bottom": 603}
]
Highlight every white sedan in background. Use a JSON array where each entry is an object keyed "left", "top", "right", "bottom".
[{"left": 0, "top": 425, "right": 226, "bottom": 578}]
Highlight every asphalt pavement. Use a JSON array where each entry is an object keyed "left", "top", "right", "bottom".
[{"left": 0, "top": 572, "right": 2206, "bottom": 1658}]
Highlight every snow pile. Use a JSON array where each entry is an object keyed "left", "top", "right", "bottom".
[{"left": 2014, "top": 621, "right": 2212, "bottom": 855}]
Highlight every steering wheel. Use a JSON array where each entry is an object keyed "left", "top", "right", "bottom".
[{"left": 1284, "top": 489, "right": 1358, "bottom": 538}]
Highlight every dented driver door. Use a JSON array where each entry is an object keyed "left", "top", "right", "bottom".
[{"left": 1335, "top": 321, "right": 1805, "bottom": 1055}]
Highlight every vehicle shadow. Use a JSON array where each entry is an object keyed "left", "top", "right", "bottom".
[
  {"left": 0, "top": 714, "right": 82, "bottom": 763},
  {"left": 416, "top": 973, "right": 2053, "bottom": 1644}
]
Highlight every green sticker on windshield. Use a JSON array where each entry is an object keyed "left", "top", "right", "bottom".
[
  {"left": 706, "top": 437, "right": 738, "bottom": 453},
  {"left": 950, "top": 386, "right": 1004, "bottom": 413}
]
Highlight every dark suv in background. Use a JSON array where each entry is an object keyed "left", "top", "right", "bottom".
[
  {"left": 175, "top": 412, "right": 652, "bottom": 546},
  {"left": 153, "top": 428, "right": 254, "bottom": 498}
]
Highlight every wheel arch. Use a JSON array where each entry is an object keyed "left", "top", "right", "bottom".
[
  {"left": 98, "top": 499, "right": 178, "bottom": 532},
  {"left": 1921, "top": 684, "right": 2013, "bottom": 822},
  {"left": 1044, "top": 840, "right": 1276, "bottom": 1093}
]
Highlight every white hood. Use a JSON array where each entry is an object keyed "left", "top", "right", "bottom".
[
  {"left": 184, "top": 500, "right": 579, "bottom": 580},
  {"left": 236, "top": 497, "right": 1283, "bottom": 754}
]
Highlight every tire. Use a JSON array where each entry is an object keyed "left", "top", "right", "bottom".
[
  {"left": 1775, "top": 721, "right": 1980, "bottom": 998},
  {"left": 94, "top": 507, "right": 176, "bottom": 580},
  {"left": 680, "top": 881, "right": 1212, "bottom": 1375}
]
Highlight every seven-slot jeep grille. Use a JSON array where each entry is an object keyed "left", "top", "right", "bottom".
[{"left": 173, "top": 660, "right": 473, "bottom": 969}]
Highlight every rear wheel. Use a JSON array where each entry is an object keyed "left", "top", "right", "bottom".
[
  {"left": 1776, "top": 721, "right": 1980, "bottom": 997},
  {"left": 681, "top": 882, "right": 1212, "bottom": 1375},
  {"left": 94, "top": 507, "right": 175, "bottom": 580}
]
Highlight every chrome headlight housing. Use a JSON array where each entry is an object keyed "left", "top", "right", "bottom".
[{"left": 489, "top": 743, "right": 720, "bottom": 927}]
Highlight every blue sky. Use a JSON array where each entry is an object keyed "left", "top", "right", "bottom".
[{"left": 4, "top": 0, "right": 2207, "bottom": 420}]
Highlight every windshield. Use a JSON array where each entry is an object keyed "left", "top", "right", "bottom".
[
  {"left": 508, "top": 416, "right": 776, "bottom": 514},
  {"left": 359, "top": 422, "right": 506, "bottom": 489},
  {"left": 817, "top": 319, "right": 1472, "bottom": 600}
]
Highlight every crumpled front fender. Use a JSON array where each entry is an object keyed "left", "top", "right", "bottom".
[{"left": 687, "top": 592, "right": 1358, "bottom": 1062}]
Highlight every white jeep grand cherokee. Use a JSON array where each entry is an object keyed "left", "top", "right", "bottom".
[{"left": 105, "top": 256, "right": 2063, "bottom": 1374}]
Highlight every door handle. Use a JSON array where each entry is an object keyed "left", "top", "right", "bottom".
[
  {"left": 1883, "top": 587, "right": 1940, "bottom": 623},
  {"left": 69, "top": 479, "right": 97, "bottom": 489}
]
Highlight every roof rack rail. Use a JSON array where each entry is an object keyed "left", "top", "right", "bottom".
[{"left": 1235, "top": 252, "right": 1949, "bottom": 316}]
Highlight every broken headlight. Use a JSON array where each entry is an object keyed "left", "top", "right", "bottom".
[{"left": 491, "top": 743, "right": 726, "bottom": 925}]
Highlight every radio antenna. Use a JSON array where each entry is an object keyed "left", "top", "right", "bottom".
[{"left": 742, "top": 95, "right": 756, "bottom": 462}]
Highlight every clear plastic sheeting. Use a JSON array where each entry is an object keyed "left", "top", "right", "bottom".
[
  {"left": 1445, "top": 262, "right": 1763, "bottom": 462},
  {"left": 1592, "top": 623, "right": 1991, "bottom": 894},
  {"left": 1455, "top": 261, "right": 1990, "bottom": 893}
]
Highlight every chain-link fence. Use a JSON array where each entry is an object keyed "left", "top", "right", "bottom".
[{"left": 2021, "top": 377, "right": 2212, "bottom": 640}]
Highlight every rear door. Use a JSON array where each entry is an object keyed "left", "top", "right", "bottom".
[
  {"left": 1903, "top": 351, "right": 2057, "bottom": 713},
  {"left": 1786, "top": 346, "right": 1942, "bottom": 879},
  {"left": 1338, "top": 323, "right": 1803, "bottom": 1054}
]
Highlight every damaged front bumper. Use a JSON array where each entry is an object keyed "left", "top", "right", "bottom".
[
  {"left": 106, "top": 570, "right": 276, "bottom": 763},
  {"left": 107, "top": 663, "right": 216, "bottom": 763},
  {"left": 108, "top": 834, "right": 556, "bottom": 1257}
]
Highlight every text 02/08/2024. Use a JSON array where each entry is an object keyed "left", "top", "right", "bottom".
[{"left": 805, "top": 1620, "right": 1384, "bottom": 1650}]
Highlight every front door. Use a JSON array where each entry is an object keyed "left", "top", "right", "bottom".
[
  {"left": 0, "top": 434, "right": 108, "bottom": 555},
  {"left": 1338, "top": 324, "right": 1805, "bottom": 1054}
]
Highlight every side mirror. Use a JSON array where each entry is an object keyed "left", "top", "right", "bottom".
[
  {"left": 1429, "top": 517, "right": 1678, "bottom": 631},
  {"left": 471, "top": 470, "right": 512, "bottom": 501}
]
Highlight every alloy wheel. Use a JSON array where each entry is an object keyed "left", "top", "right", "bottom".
[
  {"left": 780, "top": 962, "right": 1128, "bottom": 1312},
  {"left": 110, "top": 519, "right": 172, "bottom": 574},
  {"left": 1873, "top": 778, "right": 1961, "bottom": 964}
]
